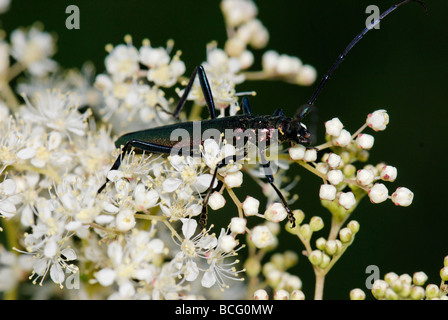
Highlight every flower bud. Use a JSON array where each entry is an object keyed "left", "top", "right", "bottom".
[
  {"left": 326, "top": 153, "right": 342, "bottom": 169},
  {"left": 368, "top": 183, "right": 389, "bottom": 203},
  {"left": 391, "top": 187, "right": 413, "bottom": 207},
  {"left": 380, "top": 165, "right": 397, "bottom": 182},
  {"left": 290, "top": 290, "right": 305, "bottom": 300},
  {"left": 339, "top": 227, "right": 353, "bottom": 243},
  {"left": 385, "top": 272, "right": 399, "bottom": 285},
  {"left": 310, "top": 216, "right": 324, "bottom": 232},
  {"left": 295, "top": 64, "right": 317, "bottom": 86},
  {"left": 425, "top": 284, "right": 440, "bottom": 299},
  {"left": 251, "top": 225, "right": 275, "bottom": 248},
  {"left": 230, "top": 217, "right": 246, "bottom": 234},
  {"left": 264, "top": 202, "right": 287, "bottom": 223},
  {"left": 242, "top": 196, "right": 260, "bottom": 216},
  {"left": 367, "top": 109, "right": 389, "bottom": 131},
  {"left": 356, "top": 133, "right": 374, "bottom": 150},
  {"left": 356, "top": 169, "right": 375, "bottom": 186},
  {"left": 372, "top": 280, "right": 388, "bottom": 299},
  {"left": 338, "top": 192, "right": 356, "bottom": 210},
  {"left": 274, "top": 289, "right": 290, "bottom": 300},
  {"left": 385, "top": 288, "right": 399, "bottom": 300},
  {"left": 303, "top": 148, "right": 317, "bottom": 162},
  {"left": 253, "top": 289, "right": 269, "bottom": 300},
  {"left": 333, "top": 129, "right": 351, "bottom": 147},
  {"left": 325, "top": 117, "right": 344, "bottom": 137},
  {"left": 440, "top": 266, "right": 448, "bottom": 281},
  {"left": 324, "top": 240, "right": 338, "bottom": 256},
  {"left": 347, "top": 220, "right": 360, "bottom": 234},
  {"left": 410, "top": 286, "right": 425, "bottom": 300},
  {"left": 350, "top": 288, "right": 366, "bottom": 300},
  {"left": 224, "top": 171, "right": 243, "bottom": 188},
  {"left": 413, "top": 272, "right": 428, "bottom": 286},
  {"left": 208, "top": 192, "right": 226, "bottom": 210},
  {"left": 319, "top": 184, "right": 336, "bottom": 201},
  {"left": 327, "top": 170, "right": 344, "bottom": 186},
  {"left": 308, "top": 250, "right": 323, "bottom": 266},
  {"left": 319, "top": 253, "right": 331, "bottom": 268},
  {"left": 316, "top": 237, "right": 326, "bottom": 250},
  {"left": 315, "top": 162, "right": 329, "bottom": 175},
  {"left": 289, "top": 144, "right": 306, "bottom": 160}
]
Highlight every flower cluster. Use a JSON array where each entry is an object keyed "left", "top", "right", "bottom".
[{"left": 0, "top": 0, "right": 432, "bottom": 301}]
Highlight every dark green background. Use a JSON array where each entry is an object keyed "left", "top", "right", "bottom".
[{"left": 2, "top": 0, "right": 447, "bottom": 299}]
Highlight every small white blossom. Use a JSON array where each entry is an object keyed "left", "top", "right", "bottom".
[
  {"left": 333, "top": 129, "right": 351, "bottom": 147},
  {"left": 264, "top": 202, "right": 287, "bottom": 223},
  {"left": 251, "top": 225, "right": 275, "bottom": 248},
  {"left": 229, "top": 217, "right": 246, "bottom": 234},
  {"left": 208, "top": 192, "right": 226, "bottom": 210},
  {"left": 367, "top": 109, "right": 389, "bottom": 131},
  {"left": 368, "top": 183, "right": 389, "bottom": 203},
  {"left": 224, "top": 171, "right": 243, "bottom": 188},
  {"left": 289, "top": 144, "right": 306, "bottom": 160},
  {"left": 391, "top": 187, "right": 414, "bottom": 207},
  {"left": 253, "top": 289, "right": 269, "bottom": 300},
  {"left": 303, "top": 148, "right": 317, "bottom": 162},
  {"left": 105, "top": 43, "right": 139, "bottom": 80},
  {"left": 326, "top": 153, "right": 342, "bottom": 169}
]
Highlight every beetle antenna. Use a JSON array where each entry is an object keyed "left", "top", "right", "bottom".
[{"left": 296, "top": 0, "right": 427, "bottom": 121}]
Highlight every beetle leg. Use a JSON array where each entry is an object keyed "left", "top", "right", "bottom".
[
  {"left": 259, "top": 151, "right": 296, "bottom": 228},
  {"left": 200, "top": 153, "right": 246, "bottom": 227},
  {"left": 173, "top": 65, "right": 217, "bottom": 120},
  {"left": 98, "top": 139, "right": 173, "bottom": 193}
]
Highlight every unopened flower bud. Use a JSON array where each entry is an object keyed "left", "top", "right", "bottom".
[
  {"left": 310, "top": 216, "right": 324, "bottom": 231},
  {"left": 324, "top": 240, "right": 338, "bottom": 256},
  {"left": 242, "top": 196, "right": 260, "bottom": 216},
  {"left": 339, "top": 227, "right": 353, "bottom": 243},
  {"left": 290, "top": 290, "right": 305, "bottom": 300},
  {"left": 410, "top": 286, "right": 425, "bottom": 300},
  {"left": 368, "top": 183, "right": 389, "bottom": 203},
  {"left": 425, "top": 284, "right": 439, "bottom": 299},
  {"left": 274, "top": 289, "right": 290, "bottom": 300},
  {"left": 367, "top": 109, "right": 389, "bottom": 131},
  {"left": 316, "top": 237, "right": 326, "bottom": 250},
  {"left": 440, "top": 267, "right": 448, "bottom": 281},
  {"left": 253, "top": 289, "right": 269, "bottom": 300},
  {"left": 326, "top": 153, "right": 341, "bottom": 169},
  {"left": 208, "top": 192, "right": 226, "bottom": 210},
  {"left": 338, "top": 192, "right": 356, "bottom": 210},
  {"left": 347, "top": 220, "right": 360, "bottom": 234},
  {"left": 224, "top": 171, "right": 243, "bottom": 188},
  {"left": 325, "top": 117, "right": 344, "bottom": 137},
  {"left": 372, "top": 280, "right": 389, "bottom": 299},
  {"left": 319, "top": 253, "right": 331, "bottom": 268},
  {"left": 350, "top": 288, "right": 366, "bottom": 300},
  {"left": 385, "top": 272, "right": 399, "bottom": 285},
  {"left": 230, "top": 217, "right": 246, "bottom": 234},
  {"left": 380, "top": 165, "right": 397, "bottom": 182},
  {"left": 264, "top": 202, "right": 288, "bottom": 223},
  {"left": 319, "top": 184, "right": 336, "bottom": 201},
  {"left": 308, "top": 250, "right": 323, "bottom": 266},
  {"left": 299, "top": 224, "right": 312, "bottom": 240},
  {"left": 413, "top": 272, "right": 428, "bottom": 286},
  {"left": 289, "top": 144, "right": 306, "bottom": 160},
  {"left": 295, "top": 64, "right": 317, "bottom": 86},
  {"left": 303, "top": 148, "right": 317, "bottom": 162},
  {"left": 220, "top": 235, "right": 237, "bottom": 252},
  {"left": 327, "top": 169, "right": 344, "bottom": 186},
  {"left": 391, "top": 187, "right": 413, "bottom": 207},
  {"left": 356, "top": 169, "right": 375, "bottom": 186},
  {"left": 333, "top": 129, "right": 351, "bottom": 147},
  {"left": 356, "top": 134, "right": 374, "bottom": 150}
]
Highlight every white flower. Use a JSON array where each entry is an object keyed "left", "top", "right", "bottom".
[
  {"left": 367, "top": 109, "right": 389, "bottom": 131},
  {"left": 105, "top": 44, "right": 139, "bottom": 80},
  {"left": 251, "top": 225, "right": 275, "bottom": 248},
  {"left": 21, "top": 90, "right": 90, "bottom": 139},
  {"left": 326, "top": 153, "right": 342, "bottom": 169},
  {"left": 116, "top": 208, "right": 136, "bottom": 232},
  {"left": 333, "top": 129, "right": 351, "bottom": 147},
  {"left": 221, "top": 0, "right": 258, "bottom": 27},
  {"left": 289, "top": 144, "right": 306, "bottom": 160},
  {"left": 303, "top": 148, "right": 317, "bottom": 162},
  {"left": 368, "top": 183, "right": 389, "bottom": 203},
  {"left": 208, "top": 192, "right": 226, "bottom": 210},
  {"left": 229, "top": 217, "right": 246, "bottom": 234},
  {"left": 391, "top": 187, "right": 413, "bottom": 207},
  {"left": 224, "top": 171, "right": 243, "bottom": 188},
  {"left": 0, "top": 178, "right": 17, "bottom": 218},
  {"left": 254, "top": 289, "right": 269, "bottom": 300},
  {"left": 10, "top": 26, "right": 57, "bottom": 76}
]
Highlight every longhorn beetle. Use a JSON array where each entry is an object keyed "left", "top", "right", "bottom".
[{"left": 98, "top": 0, "right": 426, "bottom": 228}]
